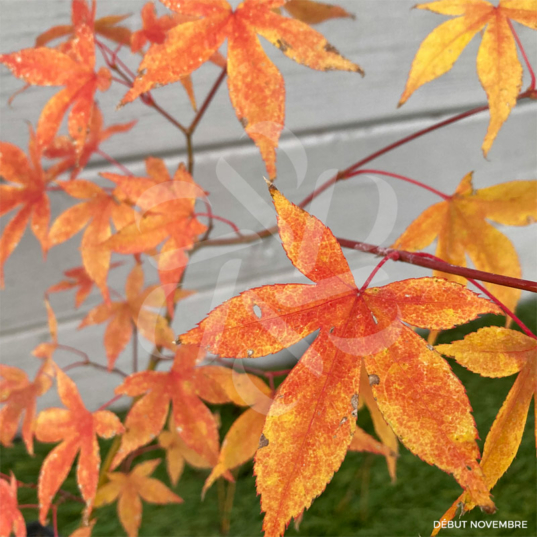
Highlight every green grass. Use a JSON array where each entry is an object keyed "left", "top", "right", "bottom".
[{"left": 2, "top": 300, "right": 536, "bottom": 537}]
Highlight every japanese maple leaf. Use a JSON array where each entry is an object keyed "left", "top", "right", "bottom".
[
  {"left": 68, "top": 520, "right": 96, "bottom": 537},
  {"left": 32, "top": 298, "right": 60, "bottom": 363},
  {"left": 45, "top": 106, "right": 136, "bottom": 180},
  {"left": 282, "top": 0, "right": 354, "bottom": 25},
  {"left": 48, "top": 179, "right": 136, "bottom": 301},
  {"left": 392, "top": 173, "right": 537, "bottom": 314},
  {"left": 179, "top": 185, "right": 501, "bottom": 536},
  {"left": 110, "top": 345, "right": 238, "bottom": 469},
  {"left": 79, "top": 264, "right": 179, "bottom": 369},
  {"left": 102, "top": 159, "right": 207, "bottom": 315},
  {"left": 198, "top": 366, "right": 273, "bottom": 495},
  {"left": 130, "top": 2, "right": 227, "bottom": 110},
  {"left": 158, "top": 416, "right": 213, "bottom": 486},
  {"left": 47, "top": 263, "right": 123, "bottom": 309},
  {"left": 0, "top": 474, "right": 26, "bottom": 537},
  {"left": 0, "top": 20, "right": 112, "bottom": 155},
  {"left": 95, "top": 459, "right": 182, "bottom": 537},
  {"left": 35, "top": 367, "right": 124, "bottom": 524},
  {"left": 432, "top": 326, "right": 537, "bottom": 534},
  {"left": 353, "top": 361, "right": 398, "bottom": 481},
  {"left": 35, "top": 0, "right": 132, "bottom": 48},
  {"left": 0, "top": 364, "right": 52, "bottom": 455},
  {"left": 0, "top": 133, "right": 53, "bottom": 287},
  {"left": 120, "top": 0, "right": 362, "bottom": 179},
  {"left": 399, "top": 0, "right": 537, "bottom": 155}
]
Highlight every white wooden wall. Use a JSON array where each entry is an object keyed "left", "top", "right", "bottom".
[{"left": 1, "top": 0, "right": 536, "bottom": 411}]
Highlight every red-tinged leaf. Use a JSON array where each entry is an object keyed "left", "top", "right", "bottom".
[
  {"left": 0, "top": 356, "right": 53, "bottom": 455},
  {"left": 283, "top": 0, "right": 355, "bottom": 24},
  {"left": 0, "top": 474, "right": 26, "bottom": 537},
  {"left": 159, "top": 416, "right": 212, "bottom": 486},
  {"left": 0, "top": 135, "right": 53, "bottom": 286},
  {"left": 179, "top": 186, "right": 501, "bottom": 535},
  {"left": 79, "top": 264, "right": 177, "bottom": 369},
  {"left": 48, "top": 180, "right": 135, "bottom": 301},
  {"left": 47, "top": 263, "right": 122, "bottom": 308},
  {"left": 95, "top": 459, "right": 182, "bottom": 537},
  {"left": 400, "top": 0, "right": 537, "bottom": 155},
  {"left": 111, "top": 345, "right": 220, "bottom": 469},
  {"left": 393, "top": 174, "right": 537, "bottom": 313},
  {"left": 35, "top": 368, "right": 124, "bottom": 523},
  {"left": 103, "top": 160, "right": 206, "bottom": 315},
  {"left": 45, "top": 106, "right": 136, "bottom": 180},
  {"left": 122, "top": 0, "right": 361, "bottom": 179},
  {"left": 433, "top": 327, "right": 537, "bottom": 534},
  {"left": 1, "top": 21, "right": 111, "bottom": 153}
]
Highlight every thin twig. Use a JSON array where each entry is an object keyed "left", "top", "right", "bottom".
[{"left": 188, "top": 67, "right": 227, "bottom": 135}]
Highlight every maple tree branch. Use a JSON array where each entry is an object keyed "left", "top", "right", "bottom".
[
  {"left": 412, "top": 253, "right": 536, "bottom": 339},
  {"left": 188, "top": 66, "right": 227, "bottom": 135},
  {"left": 507, "top": 20, "right": 536, "bottom": 91},
  {"left": 345, "top": 169, "right": 449, "bottom": 200},
  {"left": 98, "top": 393, "right": 124, "bottom": 412},
  {"left": 298, "top": 91, "right": 534, "bottom": 210},
  {"left": 59, "top": 343, "right": 128, "bottom": 378},
  {"left": 336, "top": 238, "right": 537, "bottom": 294}
]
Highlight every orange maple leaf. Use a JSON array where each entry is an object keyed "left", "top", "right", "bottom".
[
  {"left": 399, "top": 0, "right": 537, "bottom": 155},
  {"left": 95, "top": 459, "right": 182, "bottom": 537},
  {"left": 110, "top": 345, "right": 231, "bottom": 469},
  {"left": 35, "top": 367, "right": 124, "bottom": 524},
  {"left": 47, "top": 263, "right": 123, "bottom": 309},
  {"left": 392, "top": 173, "right": 537, "bottom": 314},
  {"left": 48, "top": 179, "right": 136, "bottom": 301},
  {"left": 1, "top": 17, "right": 112, "bottom": 155},
  {"left": 120, "top": 0, "right": 362, "bottom": 179},
  {"left": 0, "top": 362, "right": 52, "bottom": 455},
  {"left": 351, "top": 361, "right": 399, "bottom": 481},
  {"left": 44, "top": 106, "right": 136, "bottom": 180},
  {"left": 282, "top": 0, "right": 355, "bottom": 25},
  {"left": 158, "top": 416, "right": 213, "bottom": 486},
  {"left": 68, "top": 519, "right": 97, "bottom": 537},
  {"left": 0, "top": 474, "right": 26, "bottom": 537},
  {"left": 102, "top": 159, "right": 207, "bottom": 315},
  {"left": 79, "top": 264, "right": 181, "bottom": 369},
  {"left": 35, "top": 0, "right": 132, "bottom": 48},
  {"left": 0, "top": 132, "right": 53, "bottom": 287},
  {"left": 130, "top": 2, "right": 227, "bottom": 110},
  {"left": 432, "top": 326, "right": 537, "bottom": 534},
  {"left": 198, "top": 366, "right": 273, "bottom": 496},
  {"left": 179, "top": 185, "right": 501, "bottom": 536}
]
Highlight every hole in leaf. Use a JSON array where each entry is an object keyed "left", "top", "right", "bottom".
[{"left": 253, "top": 304, "right": 262, "bottom": 318}]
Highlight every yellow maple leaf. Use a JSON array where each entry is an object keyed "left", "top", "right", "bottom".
[{"left": 399, "top": 0, "right": 537, "bottom": 155}]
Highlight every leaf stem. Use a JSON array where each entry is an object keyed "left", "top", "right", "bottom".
[
  {"left": 194, "top": 212, "right": 243, "bottom": 236},
  {"left": 95, "top": 149, "right": 133, "bottom": 176},
  {"left": 359, "top": 251, "right": 400, "bottom": 292},
  {"left": 97, "top": 393, "right": 124, "bottom": 412},
  {"left": 507, "top": 19, "right": 536, "bottom": 91},
  {"left": 132, "top": 324, "right": 138, "bottom": 373},
  {"left": 345, "top": 169, "right": 449, "bottom": 200},
  {"left": 188, "top": 67, "right": 227, "bottom": 135}
]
